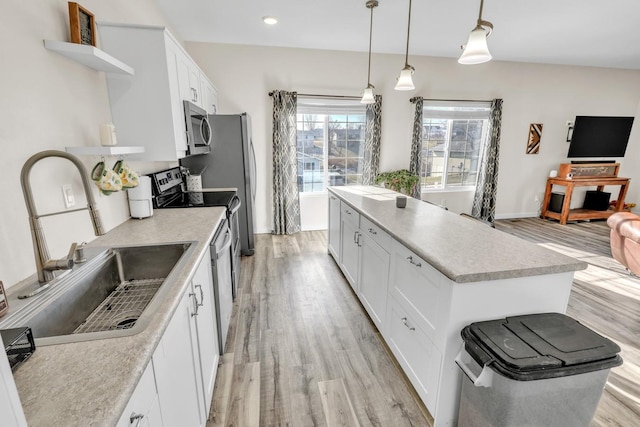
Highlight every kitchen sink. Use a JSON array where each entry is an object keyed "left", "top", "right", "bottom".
[{"left": 0, "top": 242, "right": 196, "bottom": 346}]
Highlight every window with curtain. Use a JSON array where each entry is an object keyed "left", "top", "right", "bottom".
[
  {"left": 419, "top": 101, "right": 491, "bottom": 191},
  {"left": 296, "top": 98, "right": 366, "bottom": 193}
]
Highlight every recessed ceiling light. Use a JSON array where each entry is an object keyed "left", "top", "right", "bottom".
[{"left": 262, "top": 16, "right": 278, "bottom": 25}]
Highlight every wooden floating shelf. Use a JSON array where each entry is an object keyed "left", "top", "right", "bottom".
[
  {"left": 44, "top": 40, "right": 135, "bottom": 75},
  {"left": 65, "top": 146, "right": 145, "bottom": 156}
]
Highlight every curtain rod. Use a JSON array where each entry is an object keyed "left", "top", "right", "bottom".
[
  {"left": 269, "top": 91, "right": 361, "bottom": 100},
  {"left": 410, "top": 97, "right": 491, "bottom": 103}
]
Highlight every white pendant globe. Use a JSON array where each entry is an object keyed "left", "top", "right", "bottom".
[
  {"left": 458, "top": 27, "right": 492, "bottom": 64},
  {"left": 360, "top": 87, "right": 375, "bottom": 104},
  {"left": 394, "top": 68, "right": 415, "bottom": 91}
]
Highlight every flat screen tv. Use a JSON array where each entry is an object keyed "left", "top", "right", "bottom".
[{"left": 567, "top": 116, "right": 634, "bottom": 158}]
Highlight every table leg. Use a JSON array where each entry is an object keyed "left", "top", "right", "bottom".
[
  {"left": 560, "top": 183, "right": 574, "bottom": 225},
  {"left": 541, "top": 181, "right": 553, "bottom": 219},
  {"left": 615, "top": 181, "right": 630, "bottom": 211}
]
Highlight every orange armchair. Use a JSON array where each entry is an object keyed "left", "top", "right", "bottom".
[{"left": 607, "top": 212, "right": 640, "bottom": 276}]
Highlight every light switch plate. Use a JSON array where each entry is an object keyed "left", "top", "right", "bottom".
[{"left": 62, "top": 184, "right": 75, "bottom": 208}]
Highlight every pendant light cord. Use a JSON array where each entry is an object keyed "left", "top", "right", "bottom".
[
  {"left": 366, "top": 1, "right": 375, "bottom": 86},
  {"left": 404, "top": 0, "right": 412, "bottom": 67}
]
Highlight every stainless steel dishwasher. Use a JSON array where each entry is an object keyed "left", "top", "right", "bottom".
[{"left": 210, "top": 219, "right": 233, "bottom": 354}]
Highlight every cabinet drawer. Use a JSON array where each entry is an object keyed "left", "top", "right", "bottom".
[
  {"left": 360, "top": 215, "right": 391, "bottom": 250},
  {"left": 341, "top": 201, "right": 360, "bottom": 226},
  {"left": 389, "top": 242, "right": 447, "bottom": 345},
  {"left": 386, "top": 296, "right": 441, "bottom": 414}
]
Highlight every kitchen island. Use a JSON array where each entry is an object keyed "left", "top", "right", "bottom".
[
  {"left": 328, "top": 185, "right": 587, "bottom": 426},
  {"left": 7, "top": 208, "right": 226, "bottom": 426}
]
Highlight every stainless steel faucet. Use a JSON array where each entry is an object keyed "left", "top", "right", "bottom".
[{"left": 21, "top": 150, "right": 105, "bottom": 283}]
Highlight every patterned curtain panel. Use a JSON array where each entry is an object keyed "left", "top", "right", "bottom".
[
  {"left": 471, "top": 98, "right": 503, "bottom": 224},
  {"left": 271, "top": 90, "right": 301, "bottom": 235},
  {"left": 362, "top": 95, "right": 382, "bottom": 185},
  {"left": 409, "top": 97, "right": 424, "bottom": 199}
]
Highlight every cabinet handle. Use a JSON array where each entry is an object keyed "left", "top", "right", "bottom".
[
  {"left": 353, "top": 231, "right": 358, "bottom": 244},
  {"left": 189, "top": 291, "right": 200, "bottom": 317},
  {"left": 195, "top": 284, "right": 204, "bottom": 307},
  {"left": 330, "top": 196, "right": 337, "bottom": 200},
  {"left": 356, "top": 232, "right": 362, "bottom": 247},
  {"left": 401, "top": 317, "right": 416, "bottom": 331},
  {"left": 130, "top": 413, "right": 144, "bottom": 427},
  {"left": 345, "top": 209, "right": 352, "bottom": 215},
  {"left": 368, "top": 227, "right": 377, "bottom": 235},
  {"left": 406, "top": 256, "right": 422, "bottom": 268}
]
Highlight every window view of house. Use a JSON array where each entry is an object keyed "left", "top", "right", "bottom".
[
  {"left": 419, "top": 102, "right": 491, "bottom": 191},
  {"left": 296, "top": 101, "right": 365, "bottom": 192}
]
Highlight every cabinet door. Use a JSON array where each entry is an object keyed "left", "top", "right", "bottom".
[
  {"left": 192, "top": 249, "right": 220, "bottom": 417},
  {"left": 116, "top": 361, "right": 161, "bottom": 427},
  {"left": 154, "top": 290, "right": 205, "bottom": 427},
  {"left": 327, "top": 194, "right": 341, "bottom": 262},
  {"left": 340, "top": 213, "right": 360, "bottom": 291},
  {"left": 200, "top": 73, "right": 218, "bottom": 114},
  {"left": 386, "top": 297, "right": 442, "bottom": 415},
  {"left": 164, "top": 38, "right": 189, "bottom": 154},
  {"left": 358, "top": 233, "right": 390, "bottom": 329}
]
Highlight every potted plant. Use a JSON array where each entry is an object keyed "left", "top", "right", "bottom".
[{"left": 375, "top": 169, "right": 420, "bottom": 195}]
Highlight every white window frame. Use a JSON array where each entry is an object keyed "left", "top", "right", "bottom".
[
  {"left": 296, "top": 98, "right": 366, "bottom": 194},
  {"left": 420, "top": 100, "right": 491, "bottom": 193}
]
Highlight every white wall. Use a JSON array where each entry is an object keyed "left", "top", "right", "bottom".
[
  {"left": 0, "top": 1, "right": 177, "bottom": 289},
  {"left": 186, "top": 42, "right": 640, "bottom": 232}
]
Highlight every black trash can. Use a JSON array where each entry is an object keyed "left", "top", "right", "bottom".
[{"left": 456, "top": 313, "right": 622, "bottom": 427}]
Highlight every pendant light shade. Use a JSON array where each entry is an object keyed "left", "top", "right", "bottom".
[
  {"left": 361, "top": 86, "right": 375, "bottom": 104},
  {"left": 395, "top": 66, "right": 415, "bottom": 91},
  {"left": 458, "top": 0, "right": 494, "bottom": 65},
  {"left": 361, "top": 0, "right": 378, "bottom": 104},
  {"left": 395, "top": 0, "right": 415, "bottom": 91}
]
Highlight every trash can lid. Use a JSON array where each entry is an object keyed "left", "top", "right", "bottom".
[{"left": 461, "top": 312, "right": 623, "bottom": 381}]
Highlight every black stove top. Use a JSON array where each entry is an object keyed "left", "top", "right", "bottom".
[{"left": 160, "top": 191, "right": 238, "bottom": 209}]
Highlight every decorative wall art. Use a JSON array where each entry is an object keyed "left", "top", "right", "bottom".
[
  {"left": 526, "top": 123, "right": 543, "bottom": 154},
  {"left": 68, "top": 2, "right": 97, "bottom": 47}
]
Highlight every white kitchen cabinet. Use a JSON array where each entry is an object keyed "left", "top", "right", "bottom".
[
  {"left": 358, "top": 231, "right": 390, "bottom": 329},
  {"left": 98, "top": 23, "right": 218, "bottom": 161},
  {"left": 154, "top": 286, "right": 205, "bottom": 427},
  {"left": 386, "top": 296, "right": 442, "bottom": 415},
  {"left": 190, "top": 248, "right": 220, "bottom": 418},
  {"left": 327, "top": 194, "right": 341, "bottom": 262},
  {"left": 339, "top": 202, "right": 360, "bottom": 291},
  {"left": 116, "top": 361, "right": 162, "bottom": 427},
  {"left": 200, "top": 74, "right": 218, "bottom": 114}
]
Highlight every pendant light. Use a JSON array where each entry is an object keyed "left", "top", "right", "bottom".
[
  {"left": 361, "top": 0, "right": 378, "bottom": 104},
  {"left": 458, "top": 0, "right": 494, "bottom": 64},
  {"left": 395, "top": 0, "right": 415, "bottom": 91}
]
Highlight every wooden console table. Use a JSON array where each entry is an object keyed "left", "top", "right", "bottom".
[{"left": 541, "top": 176, "right": 630, "bottom": 224}]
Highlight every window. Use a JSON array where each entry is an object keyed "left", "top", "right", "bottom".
[
  {"left": 296, "top": 98, "right": 366, "bottom": 193},
  {"left": 419, "top": 101, "right": 491, "bottom": 191}
]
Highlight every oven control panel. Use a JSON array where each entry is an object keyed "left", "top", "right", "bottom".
[{"left": 151, "top": 167, "right": 183, "bottom": 194}]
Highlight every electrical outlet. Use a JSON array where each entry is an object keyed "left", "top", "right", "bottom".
[{"left": 62, "top": 184, "right": 75, "bottom": 208}]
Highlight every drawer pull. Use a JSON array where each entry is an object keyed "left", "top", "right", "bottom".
[
  {"left": 330, "top": 196, "right": 337, "bottom": 200},
  {"left": 368, "top": 227, "right": 377, "bottom": 235},
  {"left": 345, "top": 209, "right": 352, "bottom": 215},
  {"left": 401, "top": 317, "right": 416, "bottom": 331},
  {"left": 130, "top": 413, "right": 144, "bottom": 427},
  {"left": 406, "top": 256, "right": 422, "bottom": 267}
]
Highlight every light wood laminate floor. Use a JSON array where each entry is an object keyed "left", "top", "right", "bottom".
[
  {"left": 209, "top": 219, "right": 640, "bottom": 426},
  {"left": 207, "top": 231, "right": 432, "bottom": 427}
]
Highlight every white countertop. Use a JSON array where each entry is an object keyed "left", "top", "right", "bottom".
[
  {"left": 10, "top": 208, "right": 226, "bottom": 426},
  {"left": 329, "top": 186, "right": 587, "bottom": 283}
]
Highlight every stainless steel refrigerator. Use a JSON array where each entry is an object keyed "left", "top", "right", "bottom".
[{"left": 180, "top": 113, "right": 256, "bottom": 255}]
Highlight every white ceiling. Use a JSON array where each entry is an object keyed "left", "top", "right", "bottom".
[{"left": 154, "top": 0, "right": 640, "bottom": 70}]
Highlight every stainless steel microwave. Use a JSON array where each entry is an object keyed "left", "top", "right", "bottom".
[{"left": 183, "top": 100, "right": 212, "bottom": 156}]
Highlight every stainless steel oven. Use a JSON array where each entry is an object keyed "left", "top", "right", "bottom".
[
  {"left": 210, "top": 220, "right": 233, "bottom": 354},
  {"left": 183, "top": 100, "right": 212, "bottom": 156}
]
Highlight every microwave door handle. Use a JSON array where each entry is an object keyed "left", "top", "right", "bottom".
[{"left": 201, "top": 117, "right": 212, "bottom": 146}]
